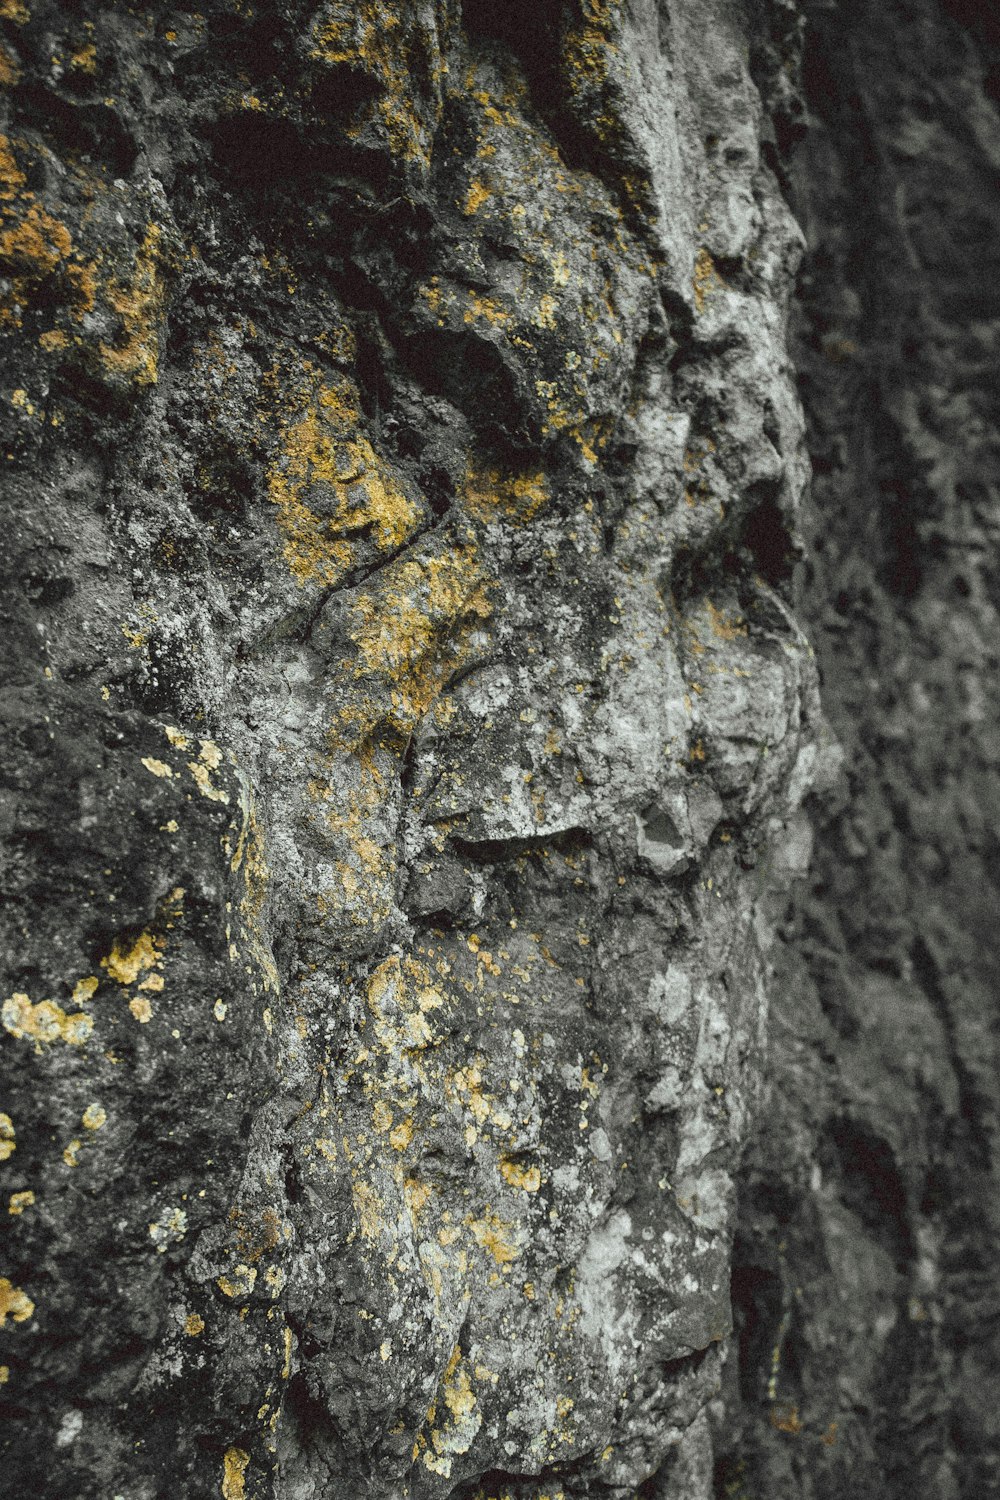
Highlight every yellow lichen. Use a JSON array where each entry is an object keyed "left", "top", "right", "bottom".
[
  {"left": 706, "top": 599, "right": 746, "bottom": 641},
  {"left": 69, "top": 42, "right": 97, "bottom": 73},
  {"left": 0, "top": 1278, "right": 34, "bottom": 1326},
  {"left": 217, "top": 1264, "right": 257, "bottom": 1300},
  {"left": 404, "top": 1176, "right": 432, "bottom": 1216},
  {"left": 347, "top": 543, "right": 491, "bottom": 735},
  {"left": 499, "top": 1157, "right": 541, "bottom": 1193},
  {"left": 184, "top": 1312, "right": 205, "bottom": 1336},
  {"left": 0, "top": 134, "right": 96, "bottom": 331},
  {"left": 0, "top": 1113, "right": 14, "bottom": 1161},
  {"left": 770, "top": 1401, "right": 803, "bottom": 1435},
  {"left": 129, "top": 994, "right": 153, "bottom": 1023},
  {"left": 463, "top": 289, "right": 510, "bottom": 328},
  {"left": 563, "top": 0, "right": 622, "bottom": 142},
  {"left": 463, "top": 179, "right": 491, "bottom": 215},
  {"left": 2, "top": 993, "right": 93, "bottom": 1047},
  {"left": 266, "top": 363, "right": 419, "bottom": 587},
  {"left": 8, "top": 1191, "right": 33, "bottom": 1215},
  {"left": 0, "top": 47, "right": 22, "bottom": 88},
  {"left": 463, "top": 462, "right": 550, "bottom": 524},
  {"left": 221, "top": 1447, "right": 249, "bottom": 1500},
  {"left": 188, "top": 754, "right": 229, "bottom": 803},
  {"left": 141, "top": 756, "right": 173, "bottom": 779},
  {"left": 692, "top": 247, "right": 723, "bottom": 314},
  {"left": 102, "top": 931, "right": 162, "bottom": 987},
  {"left": 81, "top": 1103, "right": 106, "bottom": 1131},
  {"left": 467, "top": 1210, "right": 520, "bottom": 1266},
  {"left": 98, "top": 223, "right": 166, "bottom": 386},
  {"left": 308, "top": 0, "right": 439, "bottom": 168},
  {"left": 351, "top": 1178, "right": 386, "bottom": 1242}
]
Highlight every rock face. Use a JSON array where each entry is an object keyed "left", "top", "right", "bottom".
[
  {"left": 0, "top": 3, "right": 995, "bottom": 1498},
  {"left": 721, "top": 5, "right": 1000, "bottom": 1498}
]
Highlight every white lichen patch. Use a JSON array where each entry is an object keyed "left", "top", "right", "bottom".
[{"left": 149, "top": 1207, "right": 188, "bottom": 1253}]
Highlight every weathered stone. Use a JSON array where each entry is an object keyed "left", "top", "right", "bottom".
[{"left": 1, "top": 2, "right": 996, "bottom": 1498}]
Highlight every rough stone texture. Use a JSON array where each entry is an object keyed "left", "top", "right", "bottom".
[
  {"left": 0, "top": 3, "right": 995, "bottom": 1498},
  {"left": 720, "top": 5, "right": 1000, "bottom": 1497}
]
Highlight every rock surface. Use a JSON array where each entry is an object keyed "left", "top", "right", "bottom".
[{"left": 0, "top": 2, "right": 995, "bottom": 1497}]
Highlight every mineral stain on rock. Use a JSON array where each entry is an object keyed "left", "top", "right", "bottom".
[{"left": 0, "top": 2, "right": 996, "bottom": 1498}]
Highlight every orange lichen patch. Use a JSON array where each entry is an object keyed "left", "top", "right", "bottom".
[
  {"left": 8, "top": 1190, "right": 34, "bottom": 1215},
  {"left": 71, "top": 976, "right": 98, "bottom": 1005},
  {"left": 0, "top": 1113, "right": 14, "bottom": 1161},
  {"left": 770, "top": 1401, "right": 803, "bottom": 1435},
  {"left": 366, "top": 955, "right": 445, "bottom": 1058},
  {"left": 418, "top": 1344, "right": 482, "bottom": 1473},
  {"left": 0, "top": 45, "right": 21, "bottom": 88},
  {"left": 463, "top": 289, "right": 510, "bottom": 328},
  {"left": 347, "top": 543, "right": 492, "bottom": 735},
  {"left": 81, "top": 1103, "right": 106, "bottom": 1131},
  {"left": 101, "top": 930, "right": 163, "bottom": 987},
  {"left": 389, "top": 1116, "right": 414, "bottom": 1151},
  {"left": 2, "top": 992, "right": 93, "bottom": 1047},
  {"left": 534, "top": 376, "right": 603, "bottom": 464},
  {"left": 221, "top": 1446, "right": 249, "bottom": 1500},
  {"left": 0, "top": 0, "right": 28, "bottom": 25},
  {"left": 692, "top": 247, "right": 723, "bottom": 314},
  {"left": 217, "top": 1264, "right": 257, "bottom": 1300},
  {"left": 0, "top": 1278, "right": 34, "bottom": 1326},
  {"left": 564, "top": 0, "right": 620, "bottom": 79},
  {"left": 266, "top": 364, "right": 419, "bottom": 587},
  {"left": 706, "top": 599, "right": 746, "bottom": 641},
  {"left": 562, "top": 0, "right": 624, "bottom": 145},
  {"left": 683, "top": 438, "right": 716, "bottom": 473},
  {"left": 499, "top": 1157, "right": 541, "bottom": 1193},
  {"left": 69, "top": 42, "right": 97, "bottom": 73},
  {"left": 467, "top": 1210, "right": 520, "bottom": 1267},
  {"left": 0, "top": 135, "right": 96, "bottom": 329},
  {"left": 351, "top": 1178, "right": 386, "bottom": 1242},
  {"left": 184, "top": 1312, "right": 205, "bottom": 1336},
  {"left": 228, "top": 1205, "right": 282, "bottom": 1266},
  {"left": 463, "top": 462, "right": 551, "bottom": 524},
  {"left": 98, "top": 223, "right": 166, "bottom": 385},
  {"left": 404, "top": 1176, "right": 431, "bottom": 1217},
  {"left": 308, "top": 0, "right": 441, "bottom": 168},
  {"left": 463, "top": 179, "right": 491, "bottom": 215}
]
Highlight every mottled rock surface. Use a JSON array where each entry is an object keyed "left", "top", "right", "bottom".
[
  {"left": 0, "top": 2, "right": 995, "bottom": 1498},
  {"left": 721, "top": 5, "right": 1000, "bottom": 1498}
]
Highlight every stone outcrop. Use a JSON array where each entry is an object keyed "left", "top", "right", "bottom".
[{"left": 0, "top": 3, "right": 996, "bottom": 1497}]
